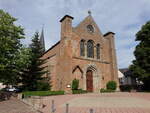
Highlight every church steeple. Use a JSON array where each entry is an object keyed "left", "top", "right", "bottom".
[{"left": 40, "top": 26, "right": 45, "bottom": 53}]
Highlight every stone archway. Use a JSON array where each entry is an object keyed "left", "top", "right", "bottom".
[{"left": 83, "top": 64, "right": 101, "bottom": 92}]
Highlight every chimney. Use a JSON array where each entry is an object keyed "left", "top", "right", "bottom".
[
  {"left": 60, "top": 15, "right": 74, "bottom": 39},
  {"left": 103, "top": 32, "right": 115, "bottom": 38},
  {"left": 104, "top": 31, "right": 118, "bottom": 81}
]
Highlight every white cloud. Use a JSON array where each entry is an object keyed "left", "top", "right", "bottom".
[{"left": 0, "top": 0, "right": 150, "bottom": 68}]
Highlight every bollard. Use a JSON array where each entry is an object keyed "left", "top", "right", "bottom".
[
  {"left": 51, "top": 100, "right": 56, "bottom": 113},
  {"left": 66, "top": 103, "right": 69, "bottom": 113},
  {"left": 89, "top": 108, "right": 94, "bottom": 113}
]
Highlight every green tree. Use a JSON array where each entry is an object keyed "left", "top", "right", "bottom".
[
  {"left": 0, "top": 9, "right": 25, "bottom": 85},
  {"left": 15, "top": 47, "right": 32, "bottom": 83},
  {"left": 130, "top": 21, "right": 150, "bottom": 90},
  {"left": 16, "top": 47, "right": 32, "bottom": 70},
  {"left": 21, "top": 32, "right": 48, "bottom": 91}
]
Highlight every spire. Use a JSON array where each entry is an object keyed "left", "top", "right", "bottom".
[{"left": 40, "top": 25, "right": 45, "bottom": 53}]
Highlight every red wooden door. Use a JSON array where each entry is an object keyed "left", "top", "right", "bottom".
[{"left": 86, "top": 70, "right": 93, "bottom": 92}]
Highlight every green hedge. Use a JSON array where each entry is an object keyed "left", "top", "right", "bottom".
[
  {"left": 72, "top": 89, "right": 88, "bottom": 94},
  {"left": 100, "top": 88, "right": 115, "bottom": 93},
  {"left": 22, "top": 91, "right": 64, "bottom": 97},
  {"left": 119, "top": 85, "right": 138, "bottom": 92}
]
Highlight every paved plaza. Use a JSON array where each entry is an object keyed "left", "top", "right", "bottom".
[
  {"left": 40, "top": 92, "right": 150, "bottom": 113},
  {"left": 0, "top": 98, "right": 37, "bottom": 113},
  {"left": 0, "top": 92, "right": 150, "bottom": 113}
]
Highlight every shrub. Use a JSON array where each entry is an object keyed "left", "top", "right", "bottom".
[
  {"left": 106, "top": 81, "right": 117, "bottom": 90},
  {"left": 119, "top": 85, "right": 132, "bottom": 92},
  {"left": 72, "top": 79, "right": 79, "bottom": 90},
  {"left": 72, "top": 89, "right": 87, "bottom": 94},
  {"left": 22, "top": 91, "right": 64, "bottom": 97},
  {"left": 100, "top": 88, "right": 115, "bottom": 93},
  {"left": 37, "top": 82, "right": 50, "bottom": 91}
]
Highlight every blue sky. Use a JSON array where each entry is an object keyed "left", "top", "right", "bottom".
[{"left": 0, "top": 0, "right": 150, "bottom": 68}]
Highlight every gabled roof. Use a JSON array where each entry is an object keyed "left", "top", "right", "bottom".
[
  {"left": 43, "top": 41, "right": 60, "bottom": 55},
  {"left": 119, "top": 68, "right": 132, "bottom": 77},
  {"left": 74, "top": 14, "right": 103, "bottom": 35}
]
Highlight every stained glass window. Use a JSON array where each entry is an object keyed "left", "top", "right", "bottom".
[{"left": 87, "top": 40, "right": 94, "bottom": 58}]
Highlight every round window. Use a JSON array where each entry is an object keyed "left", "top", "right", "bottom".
[{"left": 87, "top": 25, "right": 94, "bottom": 33}]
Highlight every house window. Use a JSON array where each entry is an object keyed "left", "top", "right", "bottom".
[
  {"left": 96, "top": 44, "right": 100, "bottom": 59},
  {"left": 87, "top": 40, "right": 94, "bottom": 58},
  {"left": 80, "top": 40, "right": 85, "bottom": 56}
]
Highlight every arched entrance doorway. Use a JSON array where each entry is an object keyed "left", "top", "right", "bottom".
[{"left": 86, "top": 70, "right": 93, "bottom": 92}]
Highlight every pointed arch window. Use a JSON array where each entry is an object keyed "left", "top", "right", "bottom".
[
  {"left": 96, "top": 44, "right": 100, "bottom": 59},
  {"left": 87, "top": 40, "right": 94, "bottom": 58},
  {"left": 80, "top": 39, "right": 85, "bottom": 56}
]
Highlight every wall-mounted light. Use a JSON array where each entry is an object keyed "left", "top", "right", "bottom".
[{"left": 67, "top": 84, "right": 71, "bottom": 88}]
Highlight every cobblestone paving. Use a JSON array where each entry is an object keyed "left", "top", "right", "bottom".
[
  {"left": 40, "top": 92, "right": 150, "bottom": 113},
  {"left": 0, "top": 98, "right": 37, "bottom": 113}
]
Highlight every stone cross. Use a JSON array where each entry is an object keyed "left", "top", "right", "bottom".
[{"left": 88, "top": 10, "right": 91, "bottom": 15}]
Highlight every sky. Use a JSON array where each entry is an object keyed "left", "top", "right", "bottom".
[{"left": 0, "top": 0, "right": 150, "bottom": 69}]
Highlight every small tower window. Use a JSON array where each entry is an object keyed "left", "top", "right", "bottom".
[{"left": 96, "top": 44, "right": 100, "bottom": 59}]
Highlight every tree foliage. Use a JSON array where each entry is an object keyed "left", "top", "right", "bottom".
[
  {"left": 0, "top": 9, "right": 25, "bottom": 85},
  {"left": 130, "top": 21, "right": 150, "bottom": 90},
  {"left": 21, "top": 32, "right": 48, "bottom": 91},
  {"left": 0, "top": 10, "right": 49, "bottom": 91}
]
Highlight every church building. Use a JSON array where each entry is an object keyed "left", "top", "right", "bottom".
[{"left": 41, "top": 12, "right": 118, "bottom": 92}]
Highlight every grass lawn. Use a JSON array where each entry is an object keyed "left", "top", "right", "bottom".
[{"left": 22, "top": 91, "right": 64, "bottom": 97}]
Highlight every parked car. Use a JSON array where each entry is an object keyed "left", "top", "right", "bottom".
[{"left": 6, "top": 87, "right": 20, "bottom": 92}]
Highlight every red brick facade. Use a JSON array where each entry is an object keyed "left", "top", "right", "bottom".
[{"left": 41, "top": 14, "right": 118, "bottom": 92}]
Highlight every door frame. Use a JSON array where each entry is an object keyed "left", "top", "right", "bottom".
[{"left": 86, "top": 70, "right": 93, "bottom": 92}]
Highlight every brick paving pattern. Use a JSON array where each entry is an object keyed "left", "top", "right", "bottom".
[
  {"left": 40, "top": 92, "right": 150, "bottom": 113},
  {"left": 0, "top": 93, "right": 150, "bottom": 113},
  {"left": 0, "top": 98, "right": 37, "bottom": 113}
]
